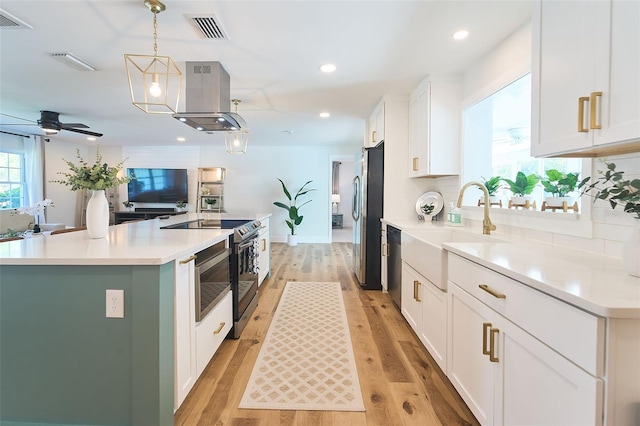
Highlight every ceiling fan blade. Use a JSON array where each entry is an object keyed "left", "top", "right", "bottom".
[
  {"left": 60, "top": 123, "right": 90, "bottom": 129},
  {"left": 64, "top": 127, "right": 103, "bottom": 137}
]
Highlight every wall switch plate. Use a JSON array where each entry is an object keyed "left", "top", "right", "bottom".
[{"left": 106, "top": 289, "right": 124, "bottom": 318}]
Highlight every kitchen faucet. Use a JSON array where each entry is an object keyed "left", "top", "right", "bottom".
[{"left": 456, "top": 181, "right": 496, "bottom": 235}]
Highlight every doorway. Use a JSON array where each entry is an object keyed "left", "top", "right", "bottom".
[{"left": 330, "top": 156, "right": 355, "bottom": 243}]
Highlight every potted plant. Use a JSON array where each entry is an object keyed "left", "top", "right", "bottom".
[
  {"left": 204, "top": 198, "right": 218, "bottom": 210},
  {"left": 541, "top": 169, "right": 580, "bottom": 208},
  {"left": 579, "top": 162, "right": 640, "bottom": 277},
  {"left": 480, "top": 175, "right": 503, "bottom": 205},
  {"left": 175, "top": 200, "right": 187, "bottom": 211},
  {"left": 17, "top": 199, "right": 54, "bottom": 234},
  {"left": 122, "top": 200, "right": 134, "bottom": 211},
  {"left": 502, "top": 172, "right": 539, "bottom": 206},
  {"left": 273, "top": 178, "right": 315, "bottom": 246}
]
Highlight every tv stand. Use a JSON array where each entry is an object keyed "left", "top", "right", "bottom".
[{"left": 114, "top": 211, "right": 186, "bottom": 225}]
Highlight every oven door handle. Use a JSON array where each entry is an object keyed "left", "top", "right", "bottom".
[
  {"left": 196, "top": 248, "right": 230, "bottom": 273},
  {"left": 238, "top": 236, "right": 258, "bottom": 250}
]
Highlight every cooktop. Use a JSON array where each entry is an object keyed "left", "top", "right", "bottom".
[{"left": 160, "top": 219, "right": 251, "bottom": 230}]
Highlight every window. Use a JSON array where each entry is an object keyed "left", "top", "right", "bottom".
[
  {"left": 462, "top": 73, "right": 581, "bottom": 208},
  {"left": 0, "top": 151, "right": 25, "bottom": 209}
]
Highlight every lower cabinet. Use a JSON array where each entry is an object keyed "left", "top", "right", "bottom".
[
  {"left": 380, "top": 225, "right": 387, "bottom": 292},
  {"left": 447, "top": 261, "right": 603, "bottom": 425},
  {"left": 174, "top": 253, "right": 197, "bottom": 411},
  {"left": 401, "top": 261, "right": 447, "bottom": 371},
  {"left": 258, "top": 218, "right": 270, "bottom": 285},
  {"left": 195, "top": 290, "right": 232, "bottom": 377}
]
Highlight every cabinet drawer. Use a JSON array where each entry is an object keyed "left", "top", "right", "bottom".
[
  {"left": 448, "top": 254, "right": 605, "bottom": 376},
  {"left": 195, "top": 290, "right": 232, "bottom": 377}
]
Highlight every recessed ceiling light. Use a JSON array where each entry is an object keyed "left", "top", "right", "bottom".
[
  {"left": 453, "top": 30, "right": 469, "bottom": 40},
  {"left": 319, "top": 63, "right": 336, "bottom": 73},
  {"left": 319, "top": 112, "right": 330, "bottom": 118},
  {"left": 177, "top": 137, "right": 185, "bottom": 142},
  {"left": 86, "top": 136, "right": 96, "bottom": 141},
  {"left": 282, "top": 130, "right": 294, "bottom": 134}
]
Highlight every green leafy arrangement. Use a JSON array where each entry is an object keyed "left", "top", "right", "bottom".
[
  {"left": 273, "top": 178, "right": 315, "bottom": 235},
  {"left": 204, "top": 198, "right": 218, "bottom": 205},
  {"left": 50, "top": 148, "right": 133, "bottom": 191},
  {"left": 176, "top": 201, "right": 187, "bottom": 208},
  {"left": 122, "top": 200, "right": 134, "bottom": 208},
  {"left": 481, "top": 176, "right": 503, "bottom": 196},
  {"left": 579, "top": 162, "right": 640, "bottom": 219},
  {"left": 541, "top": 169, "right": 580, "bottom": 197},
  {"left": 502, "top": 172, "right": 540, "bottom": 197}
]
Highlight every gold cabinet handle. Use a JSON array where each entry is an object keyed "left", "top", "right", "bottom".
[
  {"left": 413, "top": 280, "right": 421, "bottom": 302},
  {"left": 590, "top": 91, "right": 602, "bottom": 129},
  {"left": 382, "top": 243, "right": 387, "bottom": 256},
  {"left": 372, "top": 130, "right": 377, "bottom": 143},
  {"left": 578, "top": 96, "right": 590, "bottom": 132},
  {"left": 489, "top": 328, "right": 500, "bottom": 362},
  {"left": 412, "top": 157, "right": 419, "bottom": 171},
  {"left": 213, "top": 322, "right": 226, "bottom": 335},
  {"left": 482, "top": 322, "right": 492, "bottom": 355},
  {"left": 479, "top": 284, "right": 506, "bottom": 299},
  {"left": 261, "top": 238, "right": 267, "bottom": 251},
  {"left": 179, "top": 255, "right": 197, "bottom": 265}
]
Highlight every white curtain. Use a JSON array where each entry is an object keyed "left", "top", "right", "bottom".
[{"left": 23, "top": 137, "right": 45, "bottom": 222}]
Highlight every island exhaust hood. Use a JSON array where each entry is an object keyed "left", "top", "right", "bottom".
[{"left": 173, "top": 61, "right": 247, "bottom": 133}]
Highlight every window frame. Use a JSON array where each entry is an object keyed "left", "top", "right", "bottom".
[{"left": 0, "top": 149, "right": 26, "bottom": 210}]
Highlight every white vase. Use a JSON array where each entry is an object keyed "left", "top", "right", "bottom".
[
  {"left": 86, "top": 190, "right": 110, "bottom": 239},
  {"left": 544, "top": 196, "right": 576, "bottom": 208},
  {"left": 623, "top": 221, "right": 640, "bottom": 278},
  {"left": 287, "top": 234, "right": 298, "bottom": 247}
]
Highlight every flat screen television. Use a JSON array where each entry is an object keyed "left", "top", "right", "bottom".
[{"left": 126, "top": 168, "right": 188, "bottom": 203}]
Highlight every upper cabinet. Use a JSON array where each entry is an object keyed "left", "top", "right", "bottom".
[
  {"left": 408, "top": 76, "right": 461, "bottom": 177},
  {"left": 531, "top": 0, "right": 640, "bottom": 158},
  {"left": 366, "top": 101, "right": 385, "bottom": 147}
]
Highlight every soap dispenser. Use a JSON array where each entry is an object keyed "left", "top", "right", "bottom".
[{"left": 447, "top": 202, "right": 463, "bottom": 227}]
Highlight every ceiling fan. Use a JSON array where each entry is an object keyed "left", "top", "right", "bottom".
[
  {"left": 37, "top": 111, "right": 103, "bottom": 137},
  {"left": 0, "top": 110, "right": 103, "bottom": 138}
]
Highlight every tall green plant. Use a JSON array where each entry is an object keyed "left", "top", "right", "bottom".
[
  {"left": 481, "top": 176, "right": 503, "bottom": 196},
  {"left": 541, "top": 169, "right": 580, "bottom": 197},
  {"left": 502, "top": 172, "right": 539, "bottom": 197},
  {"left": 273, "top": 179, "right": 315, "bottom": 235}
]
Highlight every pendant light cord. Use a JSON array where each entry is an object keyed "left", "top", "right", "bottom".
[{"left": 152, "top": 11, "right": 158, "bottom": 55}]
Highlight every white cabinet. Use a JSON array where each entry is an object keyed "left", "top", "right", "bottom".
[
  {"left": 197, "top": 167, "right": 225, "bottom": 213},
  {"left": 258, "top": 218, "right": 270, "bottom": 285},
  {"left": 408, "top": 77, "right": 461, "bottom": 177},
  {"left": 532, "top": 0, "right": 640, "bottom": 157},
  {"left": 174, "top": 253, "right": 197, "bottom": 411},
  {"left": 195, "top": 290, "right": 232, "bottom": 377},
  {"left": 380, "top": 225, "right": 387, "bottom": 292},
  {"left": 401, "top": 261, "right": 447, "bottom": 371},
  {"left": 366, "top": 101, "right": 385, "bottom": 147},
  {"left": 447, "top": 254, "right": 604, "bottom": 425}
]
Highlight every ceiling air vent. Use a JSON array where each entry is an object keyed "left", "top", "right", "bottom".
[
  {"left": 187, "top": 15, "right": 228, "bottom": 40},
  {"left": 0, "top": 9, "right": 32, "bottom": 29}
]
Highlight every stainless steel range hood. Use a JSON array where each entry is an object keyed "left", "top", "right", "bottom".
[{"left": 173, "top": 61, "right": 247, "bottom": 132}]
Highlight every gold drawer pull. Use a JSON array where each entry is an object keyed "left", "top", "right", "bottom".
[
  {"left": 213, "top": 322, "right": 226, "bottom": 335},
  {"left": 179, "top": 255, "right": 197, "bottom": 265},
  {"left": 482, "top": 322, "right": 492, "bottom": 355},
  {"left": 578, "top": 96, "right": 589, "bottom": 132},
  {"left": 479, "top": 284, "right": 506, "bottom": 299},
  {"left": 413, "top": 280, "right": 421, "bottom": 302},
  {"left": 261, "top": 238, "right": 267, "bottom": 251},
  {"left": 489, "top": 328, "right": 500, "bottom": 362},
  {"left": 412, "top": 157, "right": 419, "bottom": 171},
  {"left": 590, "top": 91, "right": 602, "bottom": 129},
  {"left": 372, "top": 130, "right": 377, "bottom": 143},
  {"left": 382, "top": 243, "right": 387, "bottom": 256}
]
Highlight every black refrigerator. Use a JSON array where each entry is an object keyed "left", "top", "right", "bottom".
[{"left": 352, "top": 142, "right": 383, "bottom": 290}]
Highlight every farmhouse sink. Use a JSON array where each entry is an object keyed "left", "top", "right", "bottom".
[{"left": 401, "top": 228, "right": 508, "bottom": 290}]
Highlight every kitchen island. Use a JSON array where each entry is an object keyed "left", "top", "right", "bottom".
[{"left": 0, "top": 214, "right": 237, "bottom": 426}]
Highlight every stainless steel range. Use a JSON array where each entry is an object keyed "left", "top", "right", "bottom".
[{"left": 162, "top": 218, "right": 262, "bottom": 338}]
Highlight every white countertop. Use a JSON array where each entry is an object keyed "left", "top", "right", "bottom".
[
  {"left": 383, "top": 217, "right": 640, "bottom": 319},
  {"left": 0, "top": 213, "right": 270, "bottom": 266}
]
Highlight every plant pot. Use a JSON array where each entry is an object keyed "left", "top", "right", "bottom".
[
  {"left": 623, "top": 222, "right": 640, "bottom": 278},
  {"left": 510, "top": 196, "right": 534, "bottom": 204},
  {"left": 86, "top": 190, "right": 109, "bottom": 239},
  {"left": 287, "top": 234, "right": 298, "bottom": 247},
  {"left": 544, "top": 196, "right": 576, "bottom": 208}
]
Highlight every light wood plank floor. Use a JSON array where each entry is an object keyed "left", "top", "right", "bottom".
[{"left": 175, "top": 243, "right": 479, "bottom": 426}]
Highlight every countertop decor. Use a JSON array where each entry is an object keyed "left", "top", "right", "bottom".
[{"left": 17, "top": 198, "right": 53, "bottom": 233}]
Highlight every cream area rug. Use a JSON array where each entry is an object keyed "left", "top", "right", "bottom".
[{"left": 239, "top": 281, "right": 365, "bottom": 411}]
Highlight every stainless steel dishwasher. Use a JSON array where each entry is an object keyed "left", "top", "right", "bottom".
[{"left": 387, "top": 225, "right": 402, "bottom": 310}]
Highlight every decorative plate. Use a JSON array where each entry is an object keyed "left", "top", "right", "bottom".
[{"left": 415, "top": 191, "right": 444, "bottom": 217}]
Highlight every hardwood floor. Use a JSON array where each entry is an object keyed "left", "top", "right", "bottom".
[{"left": 174, "top": 243, "right": 479, "bottom": 426}]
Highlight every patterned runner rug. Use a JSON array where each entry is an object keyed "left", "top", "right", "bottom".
[{"left": 239, "top": 281, "right": 365, "bottom": 411}]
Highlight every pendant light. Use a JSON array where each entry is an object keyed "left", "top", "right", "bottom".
[
  {"left": 224, "top": 99, "right": 249, "bottom": 154},
  {"left": 124, "top": 0, "right": 182, "bottom": 114}
]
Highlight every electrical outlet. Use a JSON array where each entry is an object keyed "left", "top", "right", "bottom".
[{"left": 106, "top": 289, "right": 124, "bottom": 318}]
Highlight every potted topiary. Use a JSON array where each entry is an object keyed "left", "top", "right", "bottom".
[
  {"left": 541, "top": 169, "right": 580, "bottom": 209},
  {"left": 273, "top": 178, "right": 315, "bottom": 246},
  {"left": 175, "top": 200, "right": 187, "bottom": 212},
  {"left": 502, "top": 172, "right": 540, "bottom": 208},
  {"left": 122, "top": 200, "right": 134, "bottom": 211},
  {"left": 204, "top": 198, "right": 218, "bottom": 210},
  {"left": 579, "top": 162, "right": 640, "bottom": 277},
  {"left": 480, "top": 175, "right": 504, "bottom": 206}
]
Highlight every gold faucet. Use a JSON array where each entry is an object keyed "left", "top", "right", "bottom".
[{"left": 456, "top": 181, "right": 496, "bottom": 235}]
